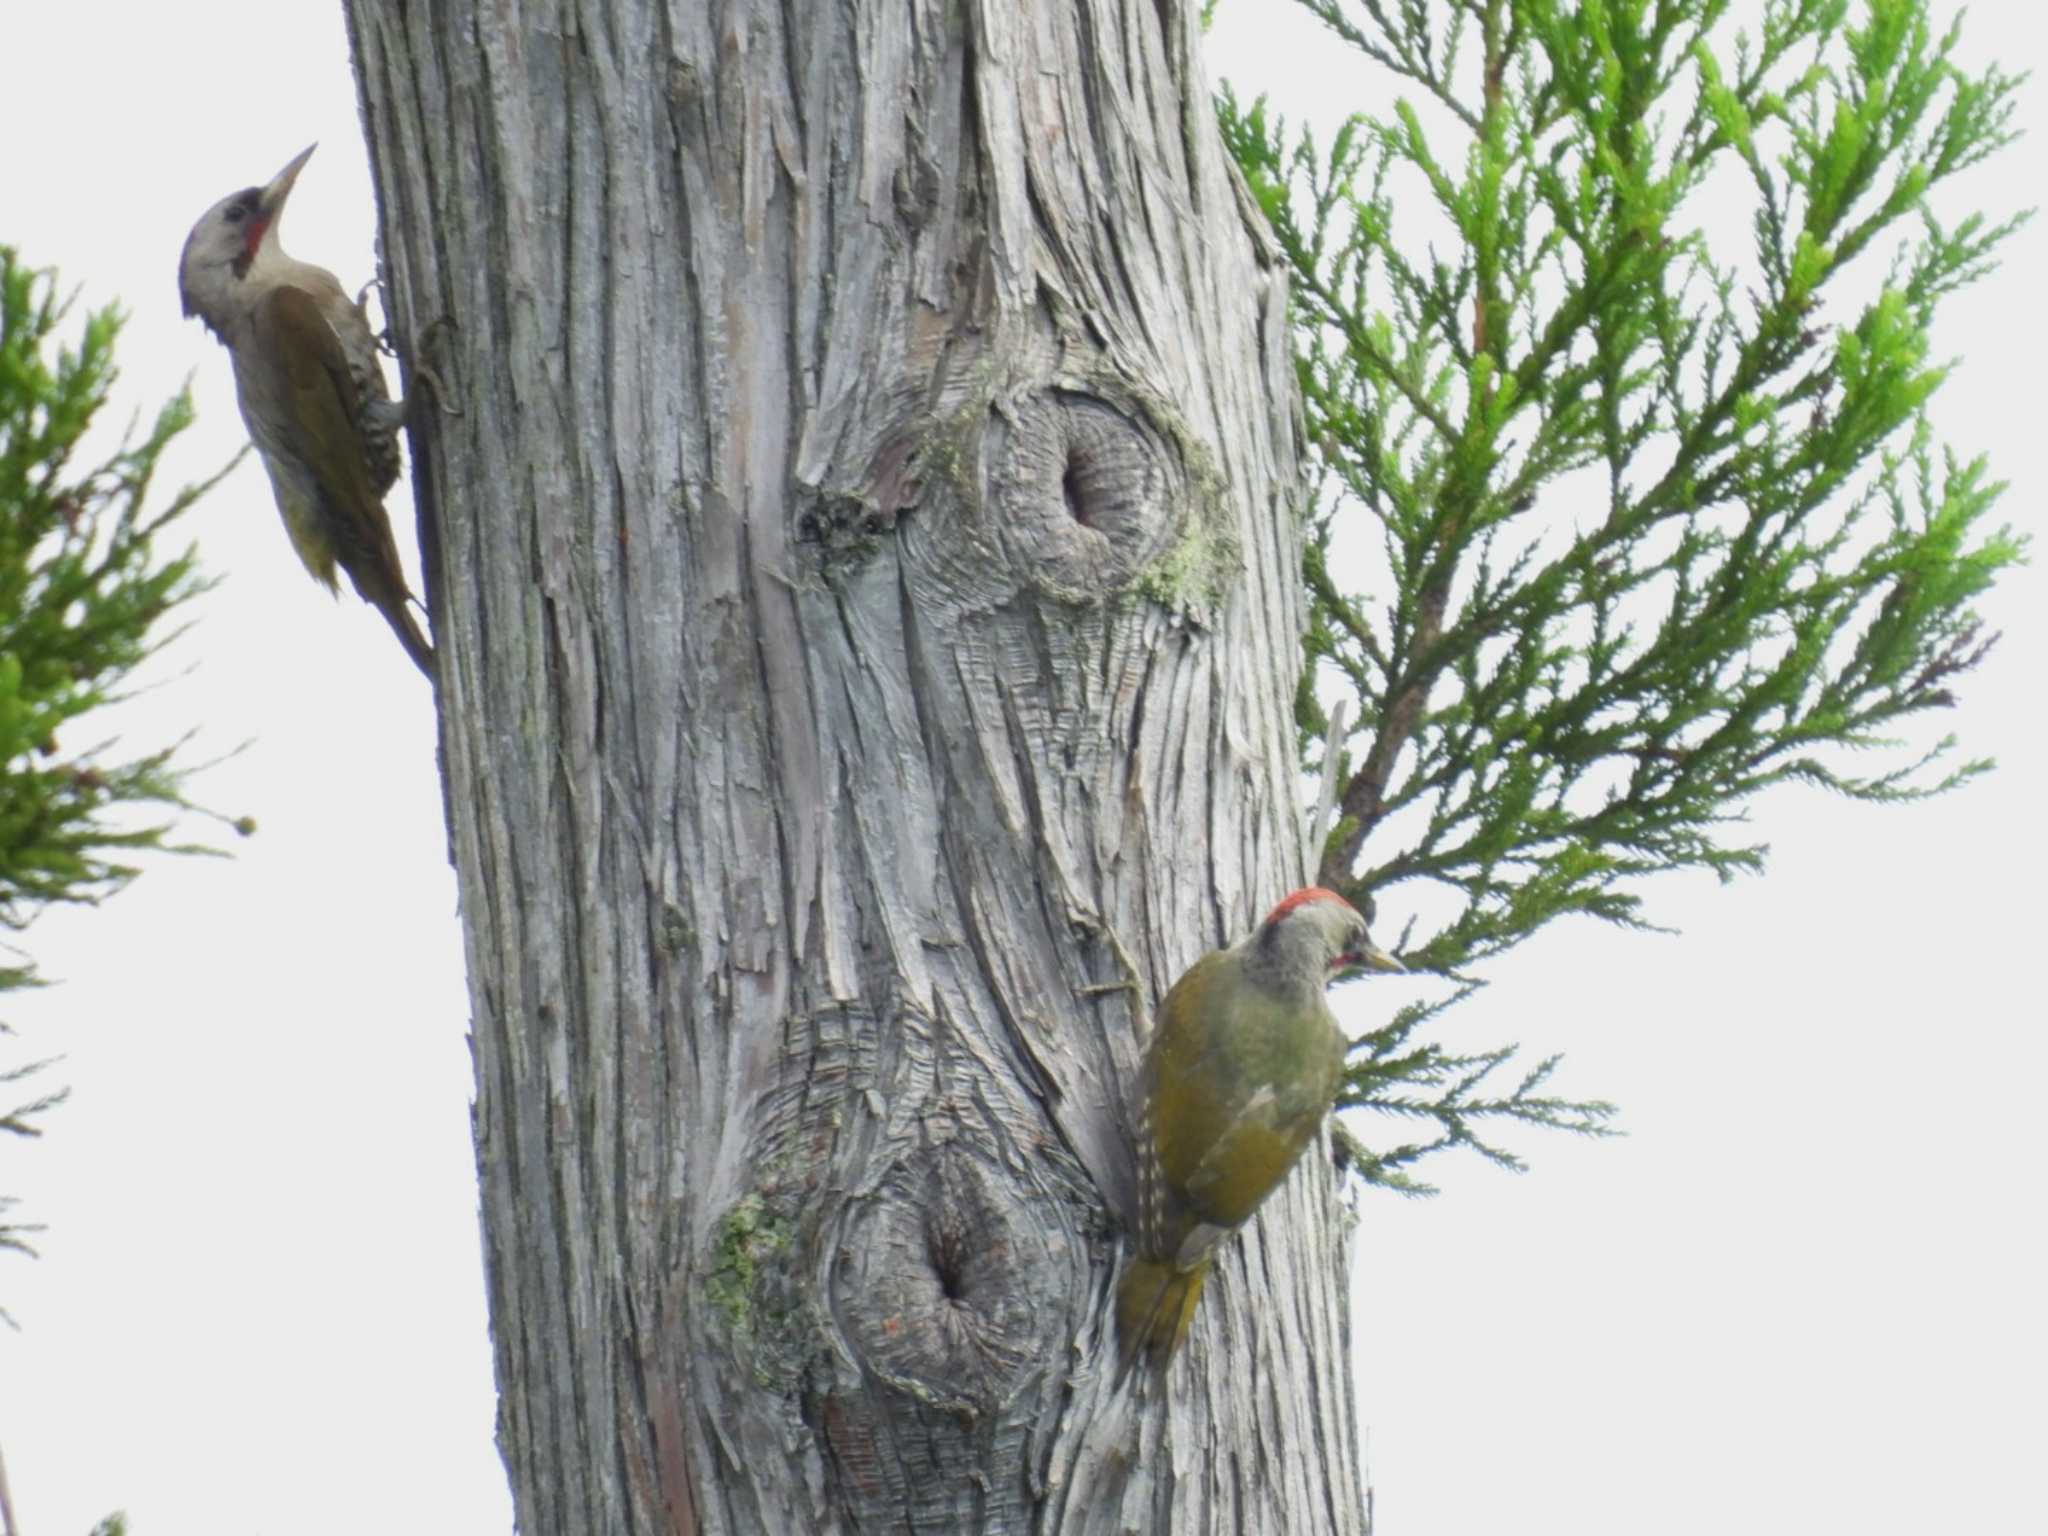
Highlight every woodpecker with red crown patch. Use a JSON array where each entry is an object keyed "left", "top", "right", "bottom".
[
  {"left": 179, "top": 144, "right": 432, "bottom": 675},
  {"left": 1116, "top": 886, "right": 1402, "bottom": 1380}
]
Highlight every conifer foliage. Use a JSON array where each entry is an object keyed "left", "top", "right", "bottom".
[
  {"left": 0, "top": 248, "right": 226, "bottom": 1275},
  {"left": 1219, "top": 0, "right": 2026, "bottom": 1186}
]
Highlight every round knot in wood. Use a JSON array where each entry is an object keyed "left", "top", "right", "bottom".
[
  {"left": 834, "top": 1142, "right": 1052, "bottom": 1412},
  {"left": 990, "top": 391, "right": 1180, "bottom": 603}
]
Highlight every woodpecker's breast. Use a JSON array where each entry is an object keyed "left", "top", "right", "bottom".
[{"left": 1139, "top": 955, "right": 1348, "bottom": 1258}]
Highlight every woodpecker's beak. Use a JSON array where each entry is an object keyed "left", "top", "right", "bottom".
[
  {"left": 1340, "top": 941, "right": 1404, "bottom": 977},
  {"left": 261, "top": 143, "right": 317, "bottom": 218}
]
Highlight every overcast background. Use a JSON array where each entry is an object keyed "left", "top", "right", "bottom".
[{"left": 2, "top": 4, "right": 2040, "bottom": 1533}]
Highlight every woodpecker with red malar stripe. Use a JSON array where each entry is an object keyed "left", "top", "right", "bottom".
[
  {"left": 1116, "top": 886, "right": 1403, "bottom": 1380},
  {"left": 178, "top": 144, "right": 433, "bottom": 676}
]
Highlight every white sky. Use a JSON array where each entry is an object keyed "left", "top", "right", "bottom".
[{"left": 2, "top": 4, "right": 2040, "bottom": 1534}]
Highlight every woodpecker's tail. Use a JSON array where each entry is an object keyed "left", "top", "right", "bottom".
[
  {"left": 1114, "top": 1256, "right": 1209, "bottom": 1384},
  {"left": 380, "top": 595, "right": 436, "bottom": 678},
  {"left": 345, "top": 561, "right": 435, "bottom": 677}
]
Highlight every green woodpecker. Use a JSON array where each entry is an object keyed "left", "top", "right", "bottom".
[
  {"left": 1117, "top": 886, "right": 1402, "bottom": 1379},
  {"left": 178, "top": 145, "right": 433, "bottom": 676}
]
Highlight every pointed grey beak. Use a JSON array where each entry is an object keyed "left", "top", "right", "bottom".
[
  {"left": 1333, "top": 940, "right": 1404, "bottom": 980},
  {"left": 1353, "top": 941, "right": 1404, "bottom": 975},
  {"left": 262, "top": 143, "right": 317, "bottom": 216}
]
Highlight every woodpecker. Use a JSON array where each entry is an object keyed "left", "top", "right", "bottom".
[
  {"left": 178, "top": 144, "right": 433, "bottom": 676},
  {"left": 1116, "top": 887, "right": 1402, "bottom": 1379}
]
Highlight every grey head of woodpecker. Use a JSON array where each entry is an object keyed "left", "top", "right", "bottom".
[
  {"left": 1253, "top": 884, "right": 1404, "bottom": 989},
  {"left": 178, "top": 144, "right": 316, "bottom": 338}
]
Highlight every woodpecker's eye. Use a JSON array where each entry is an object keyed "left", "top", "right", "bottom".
[{"left": 224, "top": 202, "right": 248, "bottom": 224}]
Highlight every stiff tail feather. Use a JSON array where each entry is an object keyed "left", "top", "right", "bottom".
[
  {"left": 379, "top": 594, "right": 435, "bottom": 677},
  {"left": 343, "top": 562, "right": 435, "bottom": 677},
  {"left": 1113, "top": 1257, "right": 1209, "bottom": 1384}
]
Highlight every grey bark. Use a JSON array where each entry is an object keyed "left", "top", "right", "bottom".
[{"left": 344, "top": 0, "right": 1363, "bottom": 1530}]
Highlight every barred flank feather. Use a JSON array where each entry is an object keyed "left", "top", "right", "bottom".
[{"left": 1116, "top": 1098, "right": 1207, "bottom": 1381}]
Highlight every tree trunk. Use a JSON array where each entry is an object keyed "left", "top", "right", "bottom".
[{"left": 344, "top": 1, "right": 1362, "bottom": 1529}]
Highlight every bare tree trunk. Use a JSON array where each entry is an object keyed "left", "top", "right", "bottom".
[{"left": 345, "top": 1, "right": 1362, "bottom": 1529}]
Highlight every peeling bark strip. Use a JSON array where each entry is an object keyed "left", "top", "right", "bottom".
[{"left": 345, "top": 0, "right": 1364, "bottom": 1529}]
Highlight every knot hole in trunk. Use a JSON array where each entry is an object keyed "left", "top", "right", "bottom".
[
  {"left": 833, "top": 1139, "right": 1066, "bottom": 1413},
  {"left": 991, "top": 390, "right": 1183, "bottom": 603}
]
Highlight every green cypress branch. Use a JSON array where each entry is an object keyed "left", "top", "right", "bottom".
[
  {"left": 1219, "top": 0, "right": 2026, "bottom": 1187},
  {"left": 1, "top": 246, "right": 240, "bottom": 1298}
]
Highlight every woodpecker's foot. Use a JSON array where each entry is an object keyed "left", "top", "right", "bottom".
[{"left": 356, "top": 278, "right": 399, "bottom": 356}]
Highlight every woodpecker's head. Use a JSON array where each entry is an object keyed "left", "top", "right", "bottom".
[
  {"left": 178, "top": 144, "right": 315, "bottom": 335},
  {"left": 1255, "top": 887, "right": 1403, "bottom": 991}
]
